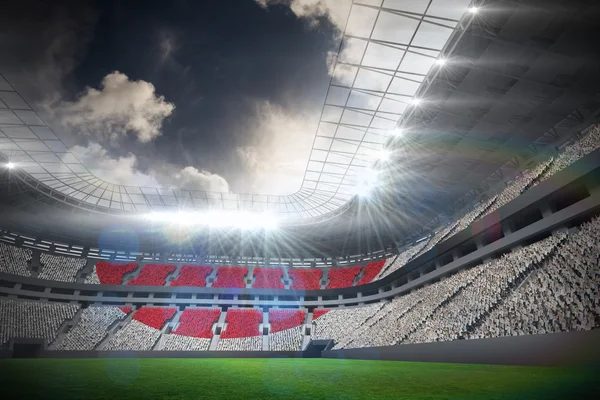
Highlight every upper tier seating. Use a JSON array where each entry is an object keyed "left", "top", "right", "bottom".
[
  {"left": 211, "top": 266, "right": 248, "bottom": 288},
  {"left": 377, "top": 240, "right": 428, "bottom": 280},
  {"left": 268, "top": 309, "right": 305, "bottom": 333},
  {"left": 54, "top": 306, "right": 126, "bottom": 350},
  {"left": 172, "top": 308, "right": 220, "bottom": 338},
  {"left": 38, "top": 253, "right": 86, "bottom": 283},
  {"left": 356, "top": 260, "right": 386, "bottom": 286},
  {"left": 127, "top": 264, "right": 176, "bottom": 286},
  {"left": 312, "top": 309, "right": 330, "bottom": 320},
  {"left": 131, "top": 307, "right": 176, "bottom": 330},
  {"left": 219, "top": 308, "right": 262, "bottom": 339},
  {"left": 0, "top": 298, "right": 78, "bottom": 346},
  {"left": 85, "top": 261, "right": 138, "bottom": 285},
  {"left": 170, "top": 265, "right": 212, "bottom": 287},
  {"left": 0, "top": 242, "right": 32, "bottom": 277},
  {"left": 252, "top": 267, "right": 284, "bottom": 289},
  {"left": 326, "top": 266, "right": 362, "bottom": 289},
  {"left": 288, "top": 268, "right": 322, "bottom": 290}
]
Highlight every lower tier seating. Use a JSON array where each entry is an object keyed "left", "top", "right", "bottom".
[
  {"left": 131, "top": 307, "right": 176, "bottom": 330},
  {"left": 326, "top": 266, "right": 362, "bottom": 289},
  {"left": 0, "top": 298, "right": 78, "bottom": 346},
  {"left": 127, "top": 264, "right": 176, "bottom": 286},
  {"left": 170, "top": 265, "right": 212, "bottom": 287},
  {"left": 172, "top": 308, "right": 220, "bottom": 338},
  {"left": 102, "top": 319, "right": 161, "bottom": 351},
  {"left": 85, "top": 261, "right": 138, "bottom": 285},
  {"left": 219, "top": 308, "right": 262, "bottom": 338},
  {"left": 268, "top": 309, "right": 305, "bottom": 333},
  {"left": 288, "top": 268, "right": 322, "bottom": 290},
  {"left": 269, "top": 326, "right": 303, "bottom": 351},
  {"left": 252, "top": 267, "right": 284, "bottom": 289},
  {"left": 38, "top": 253, "right": 86, "bottom": 283},
  {"left": 54, "top": 306, "right": 127, "bottom": 350},
  {"left": 216, "top": 336, "right": 262, "bottom": 351},
  {"left": 312, "top": 303, "right": 385, "bottom": 343},
  {"left": 0, "top": 242, "right": 32, "bottom": 277},
  {"left": 211, "top": 266, "right": 248, "bottom": 288},
  {"left": 160, "top": 334, "right": 211, "bottom": 351}
]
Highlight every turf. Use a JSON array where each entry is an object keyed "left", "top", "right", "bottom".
[{"left": 0, "top": 358, "right": 597, "bottom": 400}]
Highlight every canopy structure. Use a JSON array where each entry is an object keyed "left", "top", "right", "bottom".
[{"left": 0, "top": 0, "right": 475, "bottom": 223}]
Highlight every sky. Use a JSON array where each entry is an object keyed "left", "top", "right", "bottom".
[{"left": 0, "top": 0, "right": 352, "bottom": 195}]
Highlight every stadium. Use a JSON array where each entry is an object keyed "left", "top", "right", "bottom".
[{"left": 0, "top": 0, "right": 599, "bottom": 398}]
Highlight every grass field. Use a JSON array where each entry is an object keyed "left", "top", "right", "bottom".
[{"left": 0, "top": 358, "right": 597, "bottom": 400}]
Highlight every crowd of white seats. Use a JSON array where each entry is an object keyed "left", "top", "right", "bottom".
[
  {"left": 269, "top": 326, "right": 303, "bottom": 351},
  {"left": 377, "top": 240, "right": 428, "bottom": 279},
  {"left": 216, "top": 336, "right": 262, "bottom": 351},
  {"left": 0, "top": 298, "right": 78, "bottom": 346},
  {"left": 38, "top": 253, "right": 86, "bottom": 283},
  {"left": 312, "top": 303, "right": 384, "bottom": 344},
  {"left": 160, "top": 334, "right": 211, "bottom": 351},
  {"left": 53, "top": 306, "right": 125, "bottom": 350},
  {"left": 470, "top": 217, "right": 600, "bottom": 339},
  {"left": 538, "top": 125, "right": 600, "bottom": 183},
  {"left": 0, "top": 242, "right": 32, "bottom": 277},
  {"left": 102, "top": 319, "right": 160, "bottom": 351},
  {"left": 404, "top": 234, "right": 565, "bottom": 344},
  {"left": 84, "top": 266, "right": 101, "bottom": 284},
  {"left": 454, "top": 195, "right": 499, "bottom": 233}
]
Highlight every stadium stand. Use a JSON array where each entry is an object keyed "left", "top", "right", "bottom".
[
  {"left": 102, "top": 319, "right": 162, "bottom": 351},
  {"left": 269, "top": 309, "right": 305, "bottom": 333},
  {"left": 268, "top": 309, "right": 305, "bottom": 351},
  {"left": 211, "top": 266, "right": 248, "bottom": 288},
  {"left": 312, "top": 303, "right": 385, "bottom": 344},
  {"left": 376, "top": 240, "right": 428, "bottom": 280},
  {"left": 356, "top": 260, "right": 386, "bottom": 286},
  {"left": 172, "top": 308, "right": 220, "bottom": 338},
  {"left": 170, "top": 265, "right": 212, "bottom": 287},
  {"left": 288, "top": 268, "right": 322, "bottom": 290},
  {"left": 160, "top": 334, "right": 211, "bottom": 351},
  {"left": 131, "top": 307, "right": 177, "bottom": 330},
  {"left": 326, "top": 265, "right": 362, "bottom": 289},
  {"left": 127, "top": 264, "right": 176, "bottom": 286},
  {"left": 270, "top": 327, "right": 303, "bottom": 351},
  {"left": 38, "top": 253, "right": 86, "bottom": 283},
  {"left": 252, "top": 267, "right": 284, "bottom": 289},
  {"left": 0, "top": 242, "right": 32, "bottom": 277},
  {"left": 217, "top": 308, "right": 263, "bottom": 351},
  {"left": 53, "top": 306, "right": 127, "bottom": 350},
  {"left": 85, "top": 261, "right": 138, "bottom": 285},
  {"left": 312, "top": 309, "right": 330, "bottom": 320},
  {"left": 0, "top": 298, "right": 78, "bottom": 346}
]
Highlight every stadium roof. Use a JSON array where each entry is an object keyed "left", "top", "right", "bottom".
[{"left": 0, "top": 0, "right": 476, "bottom": 223}]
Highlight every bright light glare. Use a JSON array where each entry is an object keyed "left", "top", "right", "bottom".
[
  {"left": 392, "top": 127, "right": 403, "bottom": 136},
  {"left": 469, "top": 6, "right": 479, "bottom": 14},
  {"left": 378, "top": 149, "right": 391, "bottom": 162},
  {"left": 6, "top": 162, "right": 15, "bottom": 169},
  {"left": 144, "top": 211, "right": 279, "bottom": 230},
  {"left": 411, "top": 98, "right": 421, "bottom": 106},
  {"left": 436, "top": 58, "right": 447, "bottom": 66},
  {"left": 355, "top": 169, "right": 379, "bottom": 198}
]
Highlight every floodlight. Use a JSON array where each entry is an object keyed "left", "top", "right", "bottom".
[
  {"left": 436, "top": 58, "right": 447, "bottom": 66},
  {"left": 378, "top": 149, "right": 391, "bottom": 162},
  {"left": 411, "top": 98, "right": 421, "bottom": 106},
  {"left": 392, "top": 128, "right": 403, "bottom": 137},
  {"left": 469, "top": 6, "right": 479, "bottom": 14},
  {"left": 6, "top": 162, "right": 15, "bottom": 169},
  {"left": 355, "top": 169, "right": 379, "bottom": 198}
]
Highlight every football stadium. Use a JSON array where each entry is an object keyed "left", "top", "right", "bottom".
[{"left": 0, "top": 0, "right": 599, "bottom": 398}]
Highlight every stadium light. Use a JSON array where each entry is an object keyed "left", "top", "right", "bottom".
[
  {"left": 411, "top": 98, "right": 421, "bottom": 106},
  {"left": 355, "top": 169, "right": 379, "bottom": 198},
  {"left": 378, "top": 149, "right": 391, "bottom": 162},
  {"left": 469, "top": 6, "right": 479, "bottom": 14},
  {"left": 436, "top": 58, "right": 447, "bottom": 67},
  {"left": 6, "top": 162, "right": 15, "bottom": 169},
  {"left": 392, "top": 127, "right": 403, "bottom": 137},
  {"left": 144, "top": 211, "right": 279, "bottom": 230}
]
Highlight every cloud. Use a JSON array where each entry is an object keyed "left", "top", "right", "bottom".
[
  {"left": 54, "top": 71, "right": 175, "bottom": 143},
  {"left": 256, "top": 0, "right": 352, "bottom": 31},
  {"left": 234, "top": 101, "right": 317, "bottom": 195},
  {"left": 66, "top": 142, "right": 230, "bottom": 193}
]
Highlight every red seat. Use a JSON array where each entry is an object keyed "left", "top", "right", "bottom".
[
  {"left": 211, "top": 266, "right": 248, "bottom": 288},
  {"left": 312, "top": 309, "right": 330, "bottom": 320},
  {"left": 356, "top": 260, "right": 386, "bottom": 286},
  {"left": 96, "top": 261, "right": 138, "bottom": 285},
  {"left": 220, "top": 309, "right": 262, "bottom": 338},
  {"left": 170, "top": 265, "right": 213, "bottom": 287},
  {"left": 252, "top": 267, "right": 284, "bottom": 289},
  {"left": 326, "top": 265, "right": 362, "bottom": 289},
  {"left": 127, "top": 264, "right": 176, "bottom": 286},
  {"left": 268, "top": 309, "right": 305, "bottom": 333},
  {"left": 288, "top": 268, "right": 322, "bottom": 290},
  {"left": 132, "top": 307, "right": 176, "bottom": 330},
  {"left": 172, "top": 308, "right": 220, "bottom": 338}
]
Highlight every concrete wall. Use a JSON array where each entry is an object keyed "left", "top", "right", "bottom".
[{"left": 323, "top": 330, "right": 600, "bottom": 367}]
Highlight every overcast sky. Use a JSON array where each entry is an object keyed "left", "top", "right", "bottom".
[{"left": 0, "top": 0, "right": 353, "bottom": 195}]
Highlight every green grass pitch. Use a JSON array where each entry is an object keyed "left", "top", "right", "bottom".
[{"left": 0, "top": 358, "right": 597, "bottom": 400}]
